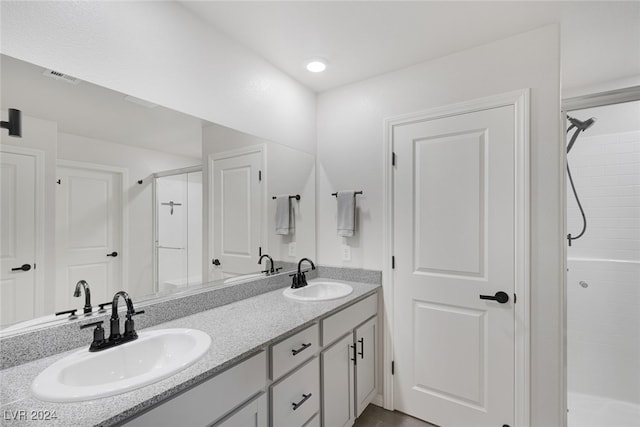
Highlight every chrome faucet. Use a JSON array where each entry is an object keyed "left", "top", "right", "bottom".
[
  {"left": 80, "top": 290, "right": 144, "bottom": 352},
  {"left": 290, "top": 258, "right": 315, "bottom": 288},
  {"left": 73, "top": 280, "right": 92, "bottom": 314},
  {"left": 258, "top": 253, "right": 282, "bottom": 275}
]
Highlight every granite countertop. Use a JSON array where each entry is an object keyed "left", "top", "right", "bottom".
[{"left": 0, "top": 279, "right": 380, "bottom": 426}]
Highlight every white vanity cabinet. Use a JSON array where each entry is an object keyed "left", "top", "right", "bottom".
[
  {"left": 214, "top": 393, "right": 267, "bottom": 427},
  {"left": 123, "top": 351, "right": 267, "bottom": 427},
  {"left": 321, "top": 293, "right": 378, "bottom": 426}
]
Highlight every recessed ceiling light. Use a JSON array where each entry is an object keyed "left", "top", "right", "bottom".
[{"left": 306, "top": 60, "right": 327, "bottom": 73}]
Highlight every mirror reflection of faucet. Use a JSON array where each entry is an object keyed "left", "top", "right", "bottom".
[
  {"left": 73, "top": 280, "right": 92, "bottom": 314},
  {"left": 258, "top": 253, "right": 283, "bottom": 276},
  {"left": 290, "top": 258, "right": 316, "bottom": 288}
]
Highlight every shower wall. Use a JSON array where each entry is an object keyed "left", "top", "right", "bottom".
[
  {"left": 567, "top": 101, "right": 640, "bottom": 406},
  {"left": 155, "top": 171, "right": 202, "bottom": 292}
]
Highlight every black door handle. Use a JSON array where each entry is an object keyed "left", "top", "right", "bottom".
[
  {"left": 479, "top": 291, "right": 509, "bottom": 304},
  {"left": 11, "top": 263, "right": 31, "bottom": 272},
  {"left": 107, "top": 252, "right": 118, "bottom": 257},
  {"left": 212, "top": 259, "right": 221, "bottom": 266},
  {"left": 358, "top": 338, "right": 364, "bottom": 359}
]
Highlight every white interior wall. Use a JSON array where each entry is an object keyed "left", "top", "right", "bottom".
[
  {"left": 566, "top": 101, "right": 640, "bottom": 404},
  {"left": 0, "top": 1, "right": 316, "bottom": 155},
  {"left": 57, "top": 132, "right": 200, "bottom": 300},
  {"left": 316, "top": 25, "right": 563, "bottom": 426}
]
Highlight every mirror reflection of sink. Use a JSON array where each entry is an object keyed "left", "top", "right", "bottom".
[
  {"left": 31, "top": 328, "right": 211, "bottom": 402},
  {"left": 283, "top": 280, "right": 353, "bottom": 302},
  {"left": 223, "top": 272, "right": 265, "bottom": 284}
]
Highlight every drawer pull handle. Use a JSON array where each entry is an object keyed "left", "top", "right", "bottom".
[
  {"left": 358, "top": 337, "right": 364, "bottom": 359},
  {"left": 291, "top": 343, "right": 312, "bottom": 356},
  {"left": 292, "top": 393, "right": 312, "bottom": 411}
]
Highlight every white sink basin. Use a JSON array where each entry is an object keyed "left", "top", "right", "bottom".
[
  {"left": 283, "top": 280, "right": 353, "bottom": 301},
  {"left": 32, "top": 328, "right": 211, "bottom": 402}
]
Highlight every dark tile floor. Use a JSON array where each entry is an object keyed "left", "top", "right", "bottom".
[{"left": 353, "top": 404, "right": 438, "bottom": 427}]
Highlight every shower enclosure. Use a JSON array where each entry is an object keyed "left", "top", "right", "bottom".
[
  {"left": 565, "top": 99, "right": 640, "bottom": 427},
  {"left": 153, "top": 166, "right": 202, "bottom": 293}
]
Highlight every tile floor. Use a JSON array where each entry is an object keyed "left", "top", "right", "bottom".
[{"left": 353, "top": 404, "right": 438, "bottom": 427}]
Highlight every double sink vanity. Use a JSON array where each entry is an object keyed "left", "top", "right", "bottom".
[{"left": 0, "top": 268, "right": 380, "bottom": 426}]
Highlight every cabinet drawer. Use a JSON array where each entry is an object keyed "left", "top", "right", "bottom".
[
  {"left": 271, "top": 357, "right": 319, "bottom": 427},
  {"left": 322, "top": 293, "right": 377, "bottom": 346},
  {"left": 124, "top": 351, "right": 266, "bottom": 427},
  {"left": 271, "top": 323, "right": 319, "bottom": 380}
]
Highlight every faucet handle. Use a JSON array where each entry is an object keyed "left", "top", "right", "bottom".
[
  {"left": 55, "top": 308, "right": 78, "bottom": 318},
  {"left": 274, "top": 267, "right": 283, "bottom": 273},
  {"left": 124, "top": 311, "right": 144, "bottom": 337},
  {"left": 98, "top": 301, "right": 112, "bottom": 311},
  {"left": 81, "top": 321, "right": 105, "bottom": 351}
]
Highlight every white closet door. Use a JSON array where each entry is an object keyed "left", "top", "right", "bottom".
[
  {"left": 393, "top": 105, "right": 516, "bottom": 427},
  {"left": 211, "top": 151, "right": 262, "bottom": 278},
  {"left": 56, "top": 165, "right": 122, "bottom": 311},
  {"left": 0, "top": 151, "right": 37, "bottom": 325}
]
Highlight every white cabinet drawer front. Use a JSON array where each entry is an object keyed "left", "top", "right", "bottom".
[
  {"left": 322, "top": 293, "right": 377, "bottom": 346},
  {"left": 271, "top": 357, "right": 320, "bottom": 427},
  {"left": 124, "top": 351, "right": 267, "bottom": 427},
  {"left": 271, "top": 323, "right": 319, "bottom": 380}
]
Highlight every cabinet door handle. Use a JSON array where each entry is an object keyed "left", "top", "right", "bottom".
[
  {"left": 350, "top": 344, "right": 357, "bottom": 365},
  {"left": 358, "top": 337, "right": 364, "bottom": 359},
  {"left": 292, "top": 393, "right": 312, "bottom": 411},
  {"left": 291, "top": 342, "right": 312, "bottom": 356}
]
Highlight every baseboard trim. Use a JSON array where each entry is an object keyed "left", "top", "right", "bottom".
[{"left": 371, "top": 393, "right": 384, "bottom": 407}]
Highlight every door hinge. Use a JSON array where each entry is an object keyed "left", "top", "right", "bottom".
[
  {"left": 392, "top": 152, "right": 396, "bottom": 166},
  {"left": 391, "top": 361, "right": 395, "bottom": 375},
  {"left": 392, "top": 256, "right": 395, "bottom": 269},
  {"left": 259, "top": 246, "right": 262, "bottom": 257},
  {"left": 514, "top": 293, "right": 517, "bottom": 304},
  {"left": 258, "top": 170, "right": 262, "bottom": 181}
]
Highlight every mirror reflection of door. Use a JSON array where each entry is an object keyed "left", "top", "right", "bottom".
[
  {"left": 211, "top": 149, "right": 263, "bottom": 280},
  {"left": 0, "top": 148, "right": 41, "bottom": 325},
  {"left": 55, "top": 163, "right": 123, "bottom": 311}
]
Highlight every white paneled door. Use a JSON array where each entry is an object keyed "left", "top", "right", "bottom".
[
  {"left": 56, "top": 164, "right": 122, "bottom": 312},
  {"left": 0, "top": 150, "right": 38, "bottom": 325},
  {"left": 393, "top": 105, "right": 516, "bottom": 427},
  {"left": 211, "top": 150, "right": 262, "bottom": 278}
]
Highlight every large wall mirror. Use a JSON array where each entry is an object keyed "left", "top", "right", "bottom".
[{"left": 0, "top": 54, "right": 316, "bottom": 333}]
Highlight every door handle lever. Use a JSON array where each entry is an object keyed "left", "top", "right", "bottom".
[
  {"left": 107, "top": 252, "right": 118, "bottom": 257},
  {"left": 479, "top": 291, "right": 509, "bottom": 304},
  {"left": 11, "top": 264, "right": 31, "bottom": 272}
]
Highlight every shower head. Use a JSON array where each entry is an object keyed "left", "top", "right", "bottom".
[
  {"left": 566, "top": 115, "right": 597, "bottom": 153},
  {"left": 567, "top": 115, "right": 596, "bottom": 132}
]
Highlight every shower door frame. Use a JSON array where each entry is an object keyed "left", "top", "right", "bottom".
[
  {"left": 152, "top": 165, "right": 203, "bottom": 293},
  {"left": 561, "top": 85, "right": 640, "bottom": 427}
]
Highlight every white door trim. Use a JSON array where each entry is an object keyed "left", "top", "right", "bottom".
[
  {"left": 56, "top": 159, "right": 129, "bottom": 292},
  {"left": 207, "top": 144, "right": 266, "bottom": 281},
  {"left": 382, "top": 89, "right": 531, "bottom": 426},
  {"left": 0, "top": 144, "right": 46, "bottom": 316}
]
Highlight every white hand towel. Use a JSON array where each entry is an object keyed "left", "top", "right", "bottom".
[
  {"left": 337, "top": 191, "right": 356, "bottom": 237},
  {"left": 275, "top": 196, "right": 293, "bottom": 235}
]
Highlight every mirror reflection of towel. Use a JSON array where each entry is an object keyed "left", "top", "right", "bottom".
[
  {"left": 337, "top": 191, "right": 356, "bottom": 237},
  {"left": 275, "top": 196, "right": 293, "bottom": 235}
]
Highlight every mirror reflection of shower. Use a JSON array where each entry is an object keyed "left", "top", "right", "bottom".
[{"left": 153, "top": 166, "right": 202, "bottom": 293}]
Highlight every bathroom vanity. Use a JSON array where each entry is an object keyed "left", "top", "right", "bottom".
[{"left": 0, "top": 276, "right": 380, "bottom": 427}]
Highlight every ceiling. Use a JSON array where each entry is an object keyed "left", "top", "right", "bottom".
[
  {"left": 1, "top": 55, "right": 204, "bottom": 158},
  {"left": 181, "top": 1, "right": 640, "bottom": 93}
]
